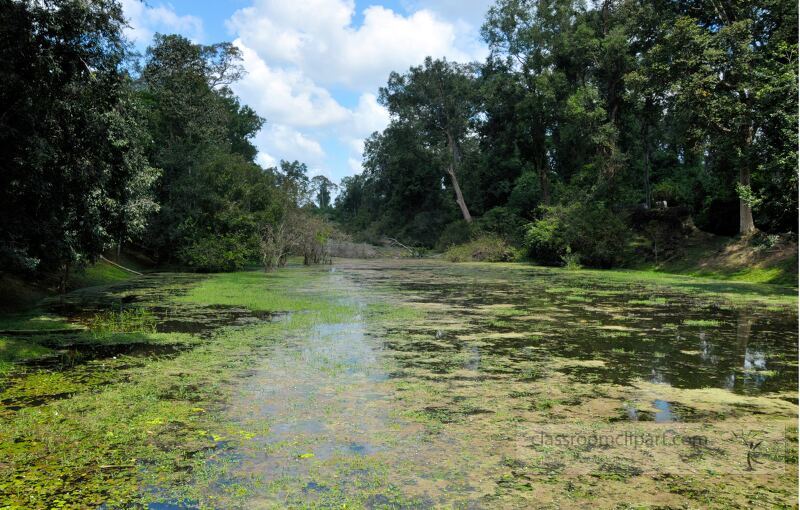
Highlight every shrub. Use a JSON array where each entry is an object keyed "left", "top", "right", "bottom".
[
  {"left": 561, "top": 247, "right": 582, "bottom": 270},
  {"left": 523, "top": 210, "right": 567, "bottom": 265},
  {"left": 445, "top": 235, "right": 518, "bottom": 262},
  {"left": 524, "top": 203, "right": 630, "bottom": 268},
  {"left": 180, "top": 234, "right": 252, "bottom": 272},
  {"left": 436, "top": 220, "right": 472, "bottom": 251},
  {"left": 475, "top": 207, "right": 526, "bottom": 245}
]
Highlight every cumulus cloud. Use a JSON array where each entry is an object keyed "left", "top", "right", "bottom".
[
  {"left": 120, "top": 0, "right": 204, "bottom": 45},
  {"left": 233, "top": 42, "right": 350, "bottom": 128},
  {"left": 228, "top": 0, "right": 484, "bottom": 91},
  {"left": 253, "top": 125, "right": 326, "bottom": 168},
  {"left": 112, "top": 0, "right": 488, "bottom": 178}
]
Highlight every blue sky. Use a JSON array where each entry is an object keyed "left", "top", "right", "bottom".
[{"left": 120, "top": 0, "right": 492, "bottom": 183}]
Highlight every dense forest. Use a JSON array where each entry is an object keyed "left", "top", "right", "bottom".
[
  {"left": 335, "top": 0, "right": 798, "bottom": 267},
  {"left": 1, "top": 0, "right": 797, "bottom": 285},
  {"left": 1, "top": 0, "right": 338, "bottom": 283}
]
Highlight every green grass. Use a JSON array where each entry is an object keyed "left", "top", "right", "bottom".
[
  {"left": 627, "top": 298, "right": 668, "bottom": 306},
  {"left": 576, "top": 267, "right": 797, "bottom": 308},
  {"left": 0, "top": 313, "right": 78, "bottom": 332},
  {"left": 71, "top": 259, "right": 133, "bottom": 288},
  {"left": 177, "top": 270, "right": 340, "bottom": 313},
  {"left": 86, "top": 308, "right": 158, "bottom": 335},
  {"left": 632, "top": 235, "right": 797, "bottom": 286},
  {"left": 0, "top": 338, "right": 52, "bottom": 374}
]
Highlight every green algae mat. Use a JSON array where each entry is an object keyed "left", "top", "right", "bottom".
[{"left": 0, "top": 260, "right": 797, "bottom": 508}]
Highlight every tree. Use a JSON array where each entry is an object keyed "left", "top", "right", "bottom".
[
  {"left": 638, "top": 1, "right": 797, "bottom": 233},
  {"left": 139, "top": 34, "right": 267, "bottom": 265},
  {"left": 380, "top": 57, "right": 480, "bottom": 223},
  {"left": 277, "top": 160, "right": 312, "bottom": 206},
  {"left": 335, "top": 0, "right": 797, "bottom": 257},
  {"left": 311, "top": 175, "right": 338, "bottom": 210},
  {"left": 0, "top": 0, "right": 158, "bottom": 285}
]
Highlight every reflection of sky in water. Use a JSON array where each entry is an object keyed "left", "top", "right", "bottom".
[
  {"left": 464, "top": 345, "right": 481, "bottom": 371},
  {"left": 744, "top": 348, "right": 767, "bottom": 370},
  {"left": 649, "top": 368, "right": 669, "bottom": 385},
  {"left": 653, "top": 399, "right": 675, "bottom": 422}
]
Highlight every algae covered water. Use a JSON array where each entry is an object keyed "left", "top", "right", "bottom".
[{"left": 0, "top": 260, "right": 797, "bottom": 508}]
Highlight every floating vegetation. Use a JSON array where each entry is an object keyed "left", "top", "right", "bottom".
[
  {"left": 683, "top": 319, "right": 722, "bottom": 327},
  {"left": 0, "top": 260, "right": 796, "bottom": 508},
  {"left": 86, "top": 307, "right": 158, "bottom": 334}
]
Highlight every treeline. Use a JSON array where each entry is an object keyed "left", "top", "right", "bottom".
[
  {"left": 335, "top": 0, "right": 798, "bottom": 267},
  {"left": 1, "top": 0, "right": 336, "bottom": 284}
]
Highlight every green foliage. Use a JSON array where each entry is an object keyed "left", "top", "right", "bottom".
[
  {"left": 335, "top": 0, "right": 797, "bottom": 258},
  {"left": 560, "top": 248, "right": 582, "bottom": 271},
  {"left": 474, "top": 207, "right": 526, "bottom": 245},
  {"left": 523, "top": 211, "right": 566, "bottom": 266},
  {"left": 0, "top": 0, "right": 159, "bottom": 277},
  {"left": 179, "top": 234, "right": 253, "bottom": 273},
  {"left": 525, "top": 204, "right": 630, "bottom": 268},
  {"left": 444, "top": 236, "right": 518, "bottom": 263},
  {"left": 436, "top": 221, "right": 473, "bottom": 251},
  {"left": 138, "top": 35, "right": 274, "bottom": 270}
]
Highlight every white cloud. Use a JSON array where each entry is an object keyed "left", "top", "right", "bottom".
[
  {"left": 233, "top": 42, "right": 350, "bottom": 128},
  {"left": 253, "top": 125, "right": 326, "bottom": 169},
  {"left": 348, "top": 157, "right": 364, "bottom": 175},
  {"left": 120, "top": 0, "right": 204, "bottom": 45},
  {"left": 352, "top": 93, "right": 389, "bottom": 134},
  {"left": 222, "top": 0, "right": 488, "bottom": 179},
  {"left": 256, "top": 152, "right": 277, "bottom": 169},
  {"left": 228, "top": 0, "right": 484, "bottom": 91}
]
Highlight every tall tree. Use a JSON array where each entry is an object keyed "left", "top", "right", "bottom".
[
  {"left": 139, "top": 34, "right": 265, "bottom": 263},
  {"left": 0, "top": 0, "right": 158, "bottom": 283},
  {"left": 311, "top": 175, "right": 338, "bottom": 210},
  {"left": 380, "top": 57, "right": 480, "bottom": 223},
  {"left": 641, "top": 1, "right": 797, "bottom": 233}
]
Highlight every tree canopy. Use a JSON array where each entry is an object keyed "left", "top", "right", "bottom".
[{"left": 336, "top": 0, "right": 798, "bottom": 264}]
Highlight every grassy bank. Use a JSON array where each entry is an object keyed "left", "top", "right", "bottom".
[
  {"left": 632, "top": 232, "right": 798, "bottom": 286},
  {"left": 443, "top": 231, "right": 797, "bottom": 287},
  {"left": 469, "top": 261, "right": 798, "bottom": 309},
  {"left": 0, "top": 258, "right": 136, "bottom": 312}
]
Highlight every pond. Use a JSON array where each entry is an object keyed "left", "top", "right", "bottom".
[
  {"left": 0, "top": 259, "right": 796, "bottom": 508},
  {"left": 192, "top": 260, "right": 799, "bottom": 508}
]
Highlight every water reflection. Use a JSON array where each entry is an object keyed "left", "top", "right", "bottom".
[{"left": 347, "top": 262, "right": 798, "bottom": 396}]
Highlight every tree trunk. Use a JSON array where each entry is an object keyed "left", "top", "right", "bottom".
[
  {"left": 540, "top": 168, "right": 550, "bottom": 205},
  {"left": 643, "top": 125, "right": 651, "bottom": 209},
  {"left": 445, "top": 131, "right": 472, "bottom": 223},
  {"left": 739, "top": 125, "right": 756, "bottom": 234},
  {"left": 738, "top": 165, "right": 755, "bottom": 234},
  {"left": 446, "top": 164, "right": 472, "bottom": 223}
]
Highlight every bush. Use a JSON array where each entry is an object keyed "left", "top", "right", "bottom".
[
  {"left": 180, "top": 234, "right": 252, "bottom": 272},
  {"left": 436, "top": 220, "right": 472, "bottom": 251},
  {"left": 475, "top": 207, "right": 526, "bottom": 245},
  {"left": 524, "top": 203, "right": 630, "bottom": 268},
  {"left": 444, "top": 235, "right": 518, "bottom": 262},
  {"left": 560, "top": 247, "right": 582, "bottom": 270},
  {"left": 523, "top": 211, "right": 567, "bottom": 265}
]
